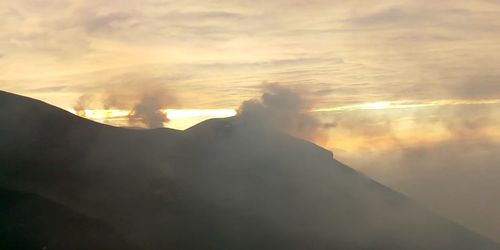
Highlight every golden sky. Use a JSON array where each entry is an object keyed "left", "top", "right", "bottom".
[{"left": 1, "top": 0, "right": 500, "bottom": 242}]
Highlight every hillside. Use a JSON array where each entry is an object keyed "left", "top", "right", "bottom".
[
  {"left": 0, "top": 90, "right": 498, "bottom": 249},
  {"left": 0, "top": 188, "right": 138, "bottom": 250}
]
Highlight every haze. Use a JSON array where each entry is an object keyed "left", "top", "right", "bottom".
[{"left": 1, "top": 0, "right": 500, "bottom": 242}]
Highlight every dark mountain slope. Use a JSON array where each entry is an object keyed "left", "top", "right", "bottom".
[
  {"left": 0, "top": 90, "right": 499, "bottom": 249},
  {"left": 0, "top": 188, "right": 138, "bottom": 250}
]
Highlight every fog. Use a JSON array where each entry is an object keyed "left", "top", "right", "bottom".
[
  {"left": 1, "top": 90, "right": 498, "bottom": 249},
  {"left": 329, "top": 104, "right": 500, "bottom": 242}
]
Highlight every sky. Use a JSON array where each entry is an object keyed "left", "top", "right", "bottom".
[{"left": 1, "top": 0, "right": 500, "bottom": 242}]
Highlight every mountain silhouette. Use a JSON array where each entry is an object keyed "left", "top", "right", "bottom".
[
  {"left": 0, "top": 187, "right": 138, "bottom": 250},
  {"left": 0, "top": 90, "right": 498, "bottom": 250}
]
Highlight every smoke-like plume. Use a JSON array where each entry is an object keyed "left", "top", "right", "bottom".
[
  {"left": 237, "top": 83, "right": 325, "bottom": 142},
  {"left": 73, "top": 84, "right": 174, "bottom": 128},
  {"left": 73, "top": 94, "right": 94, "bottom": 117},
  {"left": 127, "top": 87, "right": 173, "bottom": 128}
]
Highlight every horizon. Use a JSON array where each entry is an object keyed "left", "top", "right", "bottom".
[{"left": 1, "top": 0, "right": 500, "bottom": 245}]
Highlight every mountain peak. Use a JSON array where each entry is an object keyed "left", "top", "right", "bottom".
[{"left": 1, "top": 90, "right": 498, "bottom": 250}]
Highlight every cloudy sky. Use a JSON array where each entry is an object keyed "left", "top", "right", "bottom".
[{"left": 1, "top": 0, "right": 500, "bottom": 242}]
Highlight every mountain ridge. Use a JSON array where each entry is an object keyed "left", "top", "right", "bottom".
[{"left": 0, "top": 90, "right": 498, "bottom": 249}]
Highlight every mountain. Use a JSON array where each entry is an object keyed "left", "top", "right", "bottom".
[
  {"left": 0, "top": 90, "right": 499, "bottom": 250},
  {"left": 0, "top": 188, "right": 138, "bottom": 250}
]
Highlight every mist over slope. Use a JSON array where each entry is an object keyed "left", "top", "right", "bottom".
[{"left": 0, "top": 90, "right": 498, "bottom": 250}]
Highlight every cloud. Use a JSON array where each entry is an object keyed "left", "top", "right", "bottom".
[
  {"left": 3, "top": 0, "right": 500, "bottom": 110},
  {"left": 159, "top": 11, "right": 243, "bottom": 23},
  {"left": 450, "top": 75, "right": 500, "bottom": 100},
  {"left": 77, "top": 10, "right": 134, "bottom": 33},
  {"left": 1, "top": 0, "right": 500, "bottom": 243},
  {"left": 73, "top": 93, "right": 94, "bottom": 117},
  {"left": 127, "top": 85, "right": 174, "bottom": 128},
  {"left": 27, "top": 85, "right": 68, "bottom": 93},
  {"left": 73, "top": 83, "right": 175, "bottom": 128},
  {"left": 332, "top": 103, "right": 500, "bottom": 242},
  {"left": 333, "top": 111, "right": 393, "bottom": 138},
  {"left": 237, "top": 83, "right": 326, "bottom": 142}
]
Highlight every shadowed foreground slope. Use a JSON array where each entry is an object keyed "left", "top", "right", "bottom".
[
  {"left": 0, "top": 90, "right": 498, "bottom": 249},
  {"left": 0, "top": 188, "right": 138, "bottom": 250}
]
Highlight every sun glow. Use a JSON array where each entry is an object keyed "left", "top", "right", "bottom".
[
  {"left": 360, "top": 101, "right": 391, "bottom": 110},
  {"left": 313, "top": 99, "right": 500, "bottom": 113},
  {"left": 166, "top": 109, "right": 237, "bottom": 119},
  {"left": 68, "top": 108, "right": 237, "bottom": 129}
]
